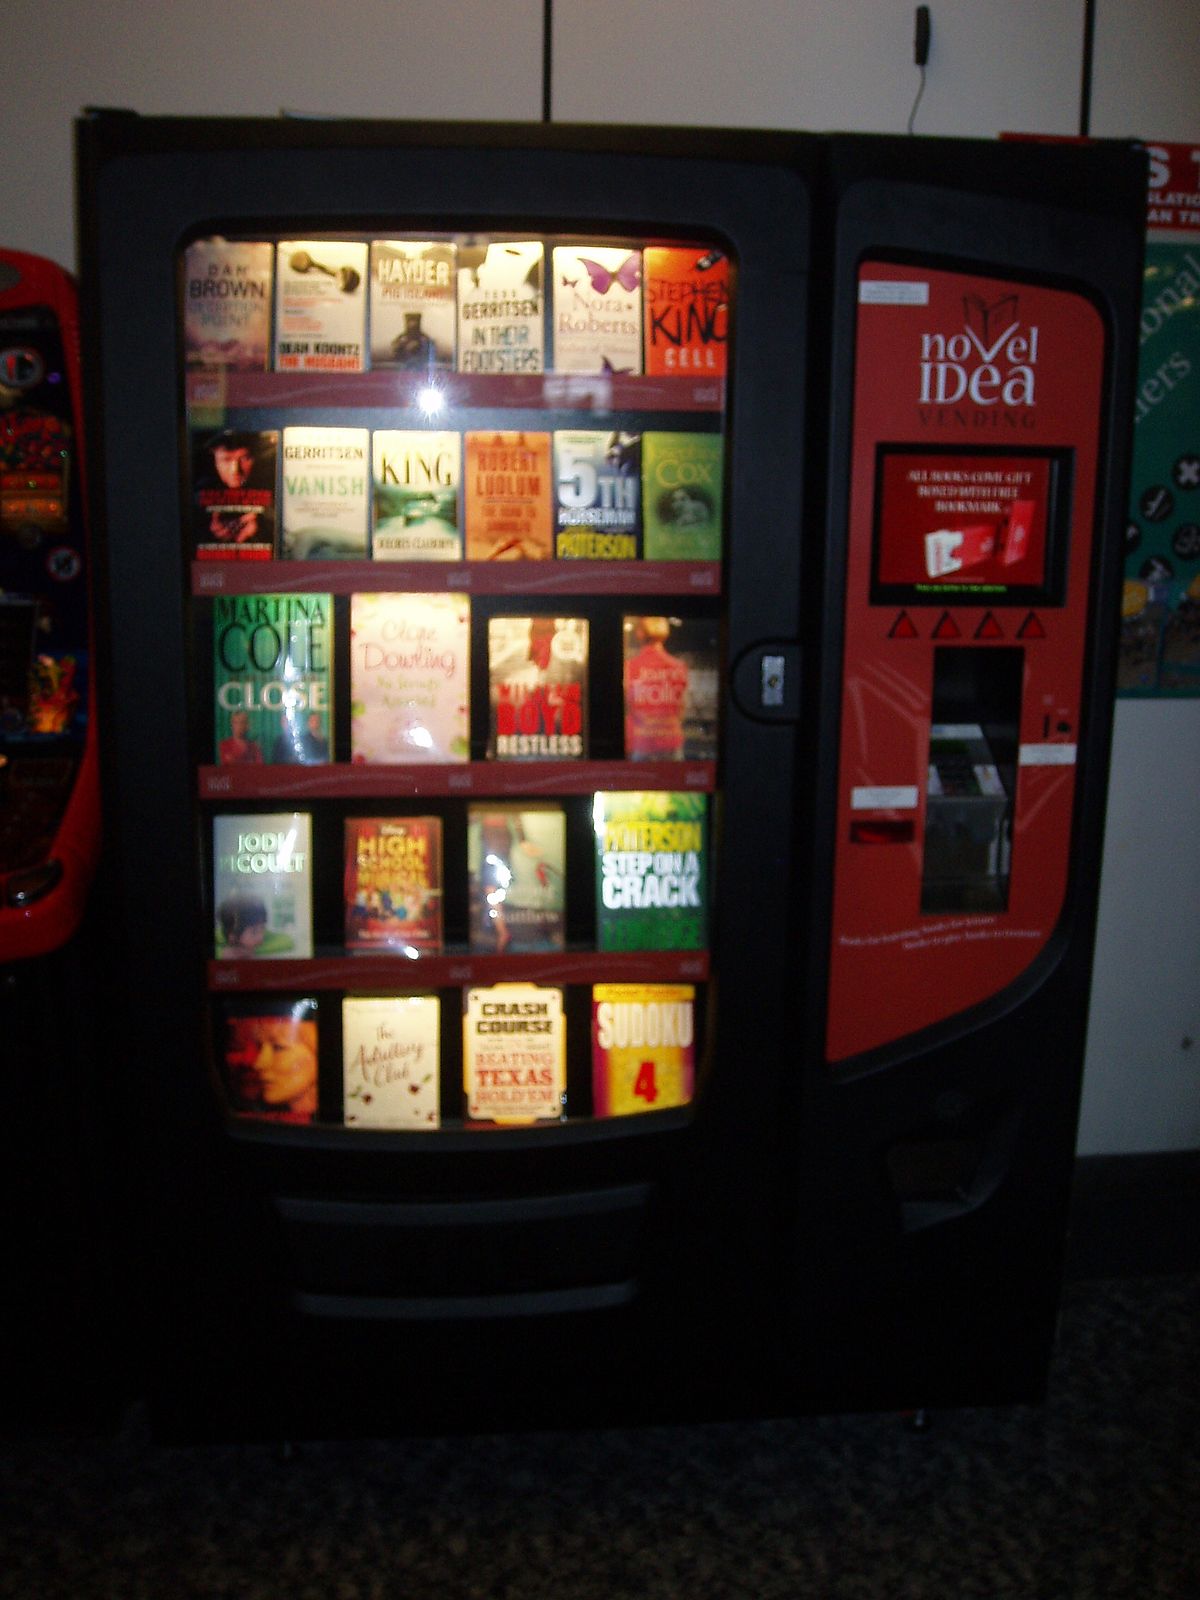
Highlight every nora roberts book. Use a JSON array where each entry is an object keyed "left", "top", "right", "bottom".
[
  {"left": 343, "top": 995, "right": 441, "bottom": 1130},
  {"left": 487, "top": 615, "right": 588, "bottom": 760},
  {"left": 212, "top": 592, "right": 333, "bottom": 765},
  {"left": 213, "top": 813, "right": 313, "bottom": 960},
  {"left": 593, "top": 790, "right": 708, "bottom": 952},
  {"left": 344, "top": 816, "right": 443, "bottom": 954},
  {"left": 592, "top": 982, "right": 695, "bottom": 1117},
  {"left": 462, "top": 983, "right": 566, "bottom": 1125},
  {"left": 349, "top": 591, "right": 470, "bottom": 764}
]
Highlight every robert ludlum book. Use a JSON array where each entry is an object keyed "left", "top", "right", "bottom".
[
  {"left": 349, "top": 592, "right": 470, "bottom": 764},
  {"left": 213, "top": 812, "right": 313, "bottom": 959},
  {"left": 274, "top": 240, "right": 368, "bottom": 372},
  {"left": 372, "top": 431, "right": 461, "bottom": 561},
  {"left": 553, "top": 431, "right": 641, "bottom": 559},
  {"left": 343, "top": 995, "right": 440, "bottom": 1129},
  {"left": 183, "top": 239, "right": 273, "bottom": 370},
  {"left": 623, "top": 614, "right": 719, "bottom": 760},
  {"left": 593, "top": 791, "right": 708, "bottom": 952},
  {"left": 218, "top": 997, "right": 319, "bottom": 1123},
  {"left": 592, "top": 983, "right": 695, "bottom": 1117},
  {"left": 642, "top": 432, "right": 723, "bottom": 561},
  {"left": 467, "top": 803, "right": 565, "bottom": 953},
  {"left": 487, "top": 615, "right": 588, "bottom": 760},
  {"left": 369, "top": 241, "right": 456, "bottom": 370},
  {"left": 191, "top": 429, "right": 277, "bottom": 560},
  {"left": 464, "top": 432, "right": 553, "bottom": 560},
  {"left": 344, "top": 816, "right": 443, "bottom": 953},
  {"left": 457, "top": 241, "right": 544, "bottom": 375},
  {"left": 280, "top": 427, "right": 370, "bottom": 560},
  {"left": 212, "top": 593, "right": 333, "bottom": 765},
  {"left": 463, "top": 984, "right": 566, "bottom": 1125},
  {"left": 551, "top": 246, "right": 642, "bottom": 374},
  {"left": 643, "top": 245, "right": 730, "bottom": 376}
]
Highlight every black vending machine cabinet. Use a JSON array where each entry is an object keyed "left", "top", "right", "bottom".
[{"left": 76, "top": 116, "right": 1144, "bottom": 1438}]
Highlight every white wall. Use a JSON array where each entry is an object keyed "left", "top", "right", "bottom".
[{"left": 2, "top": 0, "right": 1196, "bottom": 1154}]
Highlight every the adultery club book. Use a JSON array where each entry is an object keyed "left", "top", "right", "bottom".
[
  {"left": 343, "top": 995, "right": 441, "bottom": 1129},
  {"left": 344, "top": 816, "right": 443, "bottom": 953}
]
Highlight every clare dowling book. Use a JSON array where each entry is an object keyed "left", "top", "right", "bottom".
[
  {"left": 593, "top": 791, "right": 708, "bottom": 951},
  {"left": 642, "top": 432, "right": 723, "bottom": 561},
  {"left": 274, "top": 240, "right": 368, "bottom": 372},
  {"left": 623, "top": 614, "right": 719, "bottom": 760},
  {"left": 369, "top": 241, "right": 457, "bottom": 370},
  {"left": 554, "top": 430, "right": 641, "bottom": 559},
  {"left": 372, "top": 431, "right": 461, "bottom": 561},
  {"left": 457, "top": 241, "right": 544, "bottom": 375},
  {"left": 343, "top": 995, "right": 440, "bottom": 1129},
  {"left": 487, "top": 615, "right": 588, "bottom": 760},
  {"left": 467, "top": 803, "right": 565, "bottom": 954},
  {"left": 212, "top": 592, "right": 333, "bottom": 765},
  {"left": 213, "top": 813, "right": 313, "bottom": 960},
  {"left": 349, "top": 592, "right": 470, "bottom": 763},
  {"left": 344, "top": 816, "right": 443, "bottom": 954},
  {"left": 183, "top": 239, "right": 273, "bottom": 370},
  {"left": 592, "top": 983, "right": 695, "bottom": 1117},
  {"left": 280, "top": 427, "right": 370, "bottom": 560},
  {"left": 463, "top": 984, "right": 566, "bottom": 1125},
  {"left": 464, "top": 432, "right": 553, "bottom": 560},
  {"left": 551, "top": 246, "right": 642, "bottom": 374},
  {"left": 191, "top": 428, "right": 277, "bottom": 561},
  {"left": 643, "top": 245, "right": 729, "bottom": 377},
  {"left": 218, "top": 997, "right": 319, "bottom": 1123}
]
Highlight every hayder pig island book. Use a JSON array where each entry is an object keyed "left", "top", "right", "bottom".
[
  {"left": 457, "top": 241, "right": 544, "bottom": 375},
  {"left": 182, "top": 239, "right": 272, "bottom": 371},
  {"left": 212, "top": 592, "right": 333, "bottom": 765},
  {"left": 550, "top": 245, "right": 643, "bottom": 374},
  {"left": 280, "top": 427, "right": 370, "bottom": 560},
  {"left": 467, "top": 803, "right": 566, "bottom": 954},
  {"left": 218, "top": 997, "right": 319, "bottom": 1123},
  {"left": 464, "top": 432, "right": 553, "bottom": 561},
  {"left": 344, "top": 816, "right": 443, "bottom": 954},
  {"left": 371, "top": 431, "right": 462, "bottom": 561},
  {"left": 274, "top": 240, "right": 368, "bottom": 372},
  {"left": 623, "top": 614, "right": 719, "bottom": 760},
  {"left": 369, "top": 241, "right": 457, "bottom": 370},
  {"left": 593, "top": 791, "right": 708, "bottom": 952},
  {"left": 213, "top": 813, "right": 313, "bottom": 960},
  {"left": 487, "top": 615, "right": 588, "bottom": 760},
  {"left": 554, "top": 430, "right": 642, "bottom": 560},
  {"left": 349, "top": 592, "right": 470, "bottom": 763},
  {"left": 190, "top": 428, "right": 277, "bottom": 561},
  {"left": 592, "top": 982, "right": 696, "bottom": 1117},
  {"left": 343, "top": 995, "right": 441, "bottom": 1129},
  {"left": 642, "top": 431, "right": 723, "bottom": 561},
  {"left": 463, "top": 983, "right": 566, "bottom": 1125}
]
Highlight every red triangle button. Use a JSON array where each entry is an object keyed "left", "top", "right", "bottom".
[
  {"left": 889, "top": 610, "right": 919, "bottom": 639},
  {"left": 1017, "top": 611, "right": 1046, "bottom": 640},
  {"left": 932, "top": 611, "right": 961, "bottom": 640},
  {"left": 975, "top": 611, "right": 1004, "bottom": 640}
]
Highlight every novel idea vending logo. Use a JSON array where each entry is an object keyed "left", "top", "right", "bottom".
[{"left": 918, "top": 293, "right": 1040, "bottom": 425}]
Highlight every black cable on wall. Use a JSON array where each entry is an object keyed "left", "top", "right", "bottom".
[
  {"left": 1079, "top": 0, "right": 1096, "bottom": 135},
  {"left": 543, "top": 0, "right": 554, "bottom": 123}
]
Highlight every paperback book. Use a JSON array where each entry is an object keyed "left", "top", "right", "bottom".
[
  {"left": 218, "top": 997, "right": 319, "bottom": 1123},
  {"left": 274, "top": 240, "right": 368, "bottom": 372},
  {"left": 487, "top": 615, "right": 588, "bottom": 760},
  {"left": 457, "top": 241, "right": 544, "bottom": 375},
  {"left": 280, "top": 427, "right": 370, "bottom": 560},
  {"left": 551, "top": 246, "right": 642, "bottom": 374},
  {"left": 553, "top": 430, "right": 641, "bottom": 559},
  {"left": 191, "top": 428, "right": 277, "bottom": 561},
  {"left": 349, "top": 591, "right": 470, "bottom": 764},
  {"left": 463, "top": 983, "right": 566, "bottom": 1125},
  {"left": 623, "top": 614, "right": 719, "bottom": 760},
  {"left": 343, "top": 995, "right": 441, "bottom": 1129},
  {"left": 212, "top": 592, "right": 333, "bottom": 765},
  {"left": 372, "top": 431, "right": 461, "bottom": 561},
  {"left": 183, "top": 239, "right": 273, "bottom": 370},
  {"left": 593, "top": 790, "right": 708, "bottom": 952},
  {"left": 467, "top": 802, "right": 566, "bottom": 953},
  {"left": 344, "top": 816, "right": 443, "bottom": 953},
  {"left": 642, "top": 245, "right": 730, "bottom": 377},
  {"left": 592, "top": 982, "right": 695, "bottom": 1117},
  {"left": 464, "top": 431, "right": 553, "bottom": 560},
  {"left": 642, "top": 432, "right": 723, "bottom": 561},
  {"left": 369, "top": 240, "right": 457, "bottom": 369},
  {"left": 213, "top": 812, "right": 313, "bottom": 960}
]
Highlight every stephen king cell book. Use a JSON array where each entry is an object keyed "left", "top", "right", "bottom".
[
  {"left": 183, "top": 239, "right": 272, "bottom": 370},
  {"left": 457, "top": 241, "right": 544, "bottom": 375},
  {"left": 623, "top": 614, "right": 719, "bottom": 760},
  {"left": 463, "top": 983, "right": 566, "bottom": 1125},
  {"left": 369, "top": 241, "right": 457, "bottom": 370},
  {"left": 372, "top": 431, "right": 462, "bottom": 561},
  {"left": 191, "top": 428, "right": 277, "bottom": 561},
  {"left": 642, "top": 245, "right": 729, "bottom": 376},
  {"left": 592, "top": 983, "right": 696, "bottom": 1117},
  {"left": 343, "top": 995, "right": 441, "bottom": 1129},
  {"left": 218, "top": 997, "right": 319, "bottom": 1123},
  {"left": 467, "top": 803, "right": 566, "bottom": 954},
  {"left": 212, "top": 592, "right": 333, "bottom": 765},
  {"left": 487, "top": 615, "right": 588, "bottom": 760},
  {"left": 593, "top": 791, "right": 708, "bottom": 952},
  {"left": 464, "top": 432, "right": 553, "bottom": 561},
  {"left": 274, "top": 240, "right": 368, "bottom": 372},
  {"left": 213, "top": 813, "right": 313, "bottom": 960},
  {"left": 344, "top": 816, "right": 443, "bottom": 953},
  {"left": 553, "top": 431, "right": 641, "bottom": 559},
  {"left": 349, "top": 591, "right": 470, "bottom": 764},
  {"left": 280, "top": 426, "right": 370, "bottom": 560}
]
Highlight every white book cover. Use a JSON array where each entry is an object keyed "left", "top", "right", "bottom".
[
  {"left": 551, "top": 246, "right": 642, "bottom": 374},
  {"left": 457, "top": 242, "right": 544, "bottom": 376},
  {"left": 371, "top": 431, "right": 461, "bottom": 561},
  {"left": 349, "top": 592, "right": 471, "bottom": 764},
  {"left": 212, "top": 812, "right": 313, "bottom": 960},
  {"left": 463, "top": 983, "right": 566, "bottom": 1124},
  {"left": 280, "top": 427, "right": 370, "bottom": 559},
  {"left": 274, "top": 241, "right": 368, "bottom": 372},
  {"left": 183, "top": 239, "right": 273, "bottom": 370},
  {"left": 369, "top": 241, "right": 457, "bottom": 369},
  {"left": 343, "top": 995, "right": 441, "bottom": 1129}
]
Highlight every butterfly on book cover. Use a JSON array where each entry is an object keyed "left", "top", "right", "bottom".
[{"left": 560, "top": 253, "right": 641, "bottom": 295}]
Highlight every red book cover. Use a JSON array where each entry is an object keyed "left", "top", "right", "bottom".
[
  {"left": 218, "top": 998, "right": 319, "bottom": 1123},
  {"left": 643, "top": 246, "right": 729, "bottom": 377},
  {"left": 344, "top": 816, "right": 443, "bottom": 953}
]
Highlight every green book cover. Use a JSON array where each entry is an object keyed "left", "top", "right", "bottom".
[
  {"left": 593, "top": 790, "right": 708, "bottom": 951},
  {"left": 212, "top": 592, "right": 334, "bottom": 765},
  {"left": 642, "top": 432, "right": 723, "bottom": 561}
]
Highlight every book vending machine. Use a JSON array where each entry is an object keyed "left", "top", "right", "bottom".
[{"left": 76, "top": 116, "right": 1144, "bottom": 1438}]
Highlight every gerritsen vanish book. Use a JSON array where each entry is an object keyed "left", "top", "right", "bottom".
[
  {"left": 457, "top": 241, "right": 544, "bottom": 375},
  {"left": 551, "top": 246, "right": 642, "bottom": 374},
  {"left": 372, "top": 431, "right": 461, "bottom": 561},
  {"left": 349, "top": 592, "right": 470, "bottom": 764},
  {"left": 642, "top": 245, "right": 730, "bottom": 377},
  {"left": 344, "top": 816, "right": 443, "bottom": 953},
  {"left": 487, "top": 615, "right": 588, "bottom": 760},
  {"left": 464, "top": 431, "right": 553, "bottom": 561},
  {"left": 623, "top": 614, "right": 719, "bottom": 761},
  {"left": 592, "top": 983, "right": 696, "bottom": 1117},
  {"left": 212, "top": 592, "right": 333, "bottom": 765},
  {"left": 280, "top": 427, "right": 370, "bottom": 560},
  {"left": 274, "top": 240, "right": 368, "bottom": 372},
  {"left": 213, "top": 813, "right": 313, "bottom": 960},
  {"left": 183, "top": 239, "right": 273, "bottom": 370},
  {"left": 467, "top": 803, "right": 566, "bottom": 954},
  {"left": 191, "top": 428, "right": 277, "bottom": 561},
  {"left": 218, "top": 997, "right": 319, "bottom": 1124},
  {"left": 343, "top": 995, "right": 441, "bottom": 1130},
  {"left": 554, "top": 430, "right": 641, "bottom": 559},
  {"left": 593, "top": 791, "right": 708, "bottom": 952},
  {"left": 462, "top": 983, "right": 566, "bottom": 1125},
  {"left": 642, "top": 432, "right": 723, "bottom": 561},
  {"left": 369, "top": 241, "right": 456, "bottom": 370}
]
